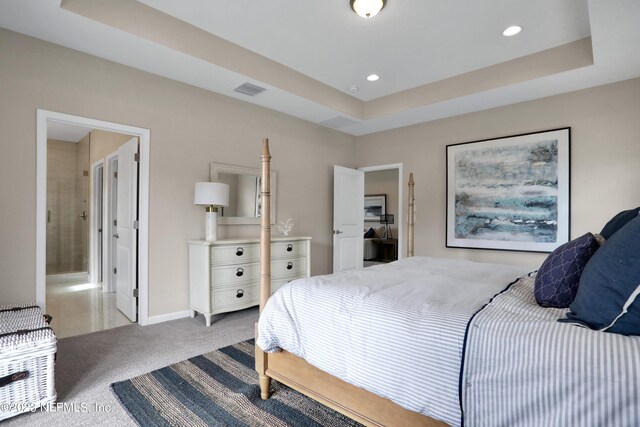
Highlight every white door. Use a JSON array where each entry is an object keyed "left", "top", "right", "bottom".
[
  {"left": 116, "top": 138, "right": 139, "bottom": 322},
  {"left": 333, "top": 166, "right": 364, "bottom": 273}
]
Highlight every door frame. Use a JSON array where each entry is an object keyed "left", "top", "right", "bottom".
[
  {"left": 358, "top": 163, "right": 404, "bottom": 260},
  {"left": 89, "top": 159, "right": 104, "bottom": 285},
  {"left": 36, "top": 109, "right": 151, "bottom": 326},
  {"left": 104, "top": 152, "right": 118, "bottom": 293}
]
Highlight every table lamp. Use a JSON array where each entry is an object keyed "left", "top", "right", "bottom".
[
  {"left": 380, "top": 214, "right": 394, "bottom": 239},
  {"left": 194, "top": 182, "right": 229, "bottom": 241}
]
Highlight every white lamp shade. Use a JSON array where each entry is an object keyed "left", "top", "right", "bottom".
[{"left": 194, "top": 182, "right": 229, "bottom": 207}]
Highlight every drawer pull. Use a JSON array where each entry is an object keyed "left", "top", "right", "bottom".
[
  {"left": 286, "top": 244, "right": 293, "bottom": 252},
  {"left": 287, "top": 262, "right": 293, "bottom": 270},
  {"left": 236, "top": 247, "right": 244, "bottom": 256},
  {"left": 236, "top": 289, "right": 244, "bottom": 298},
  {"left": 236, "top": 268, "right": 244, "bottom": 277}
]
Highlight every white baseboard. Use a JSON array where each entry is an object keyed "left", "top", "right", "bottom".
[{"left": 146, "top": 309, "right": 192, "bottom": 325}]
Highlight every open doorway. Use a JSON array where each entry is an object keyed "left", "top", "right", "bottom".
[
  {"left": 360, "top": 164, "right": 403, "bottom": 267},
  {"left": 332, "top": 163, "right": 403, "bottom": 272},
  {"left": 36, "top": 110, "right": 151, "bottom": 336}
]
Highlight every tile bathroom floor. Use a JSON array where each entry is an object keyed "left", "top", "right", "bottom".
[{"left": 46, "top": 274, "right": 133, "bottom": 338}]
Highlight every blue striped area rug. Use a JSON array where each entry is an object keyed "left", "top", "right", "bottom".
[{"left": 111, "top": 339, "right": 362, "bottom": 426}]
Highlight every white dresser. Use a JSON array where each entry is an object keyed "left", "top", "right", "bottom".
[{"left": 188, "top": 236, "right": 311, "bottom": 326}]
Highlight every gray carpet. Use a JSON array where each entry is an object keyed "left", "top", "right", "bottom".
[{"left": 5, "top": 309, "right": 257, "bottom": 426}]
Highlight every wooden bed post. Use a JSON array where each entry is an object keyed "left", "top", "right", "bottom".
[
  {"left": 256, "top": 138, "right": 272, "bottom": 399},
  {"left": 408, "top": 173, "right": 415, "bottom": 258}
]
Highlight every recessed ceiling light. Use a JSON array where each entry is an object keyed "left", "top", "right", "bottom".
[
  {"left": 366, "top": 74, "right": 380, "bottom": 82},
  {"left": 349, "top": 85, "right": 359, "bottom": 92},
  {"left": 502, "top": 25, "right": 522, "bottom": 37}
]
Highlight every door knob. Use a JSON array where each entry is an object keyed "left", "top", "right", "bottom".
[
  {"left": 334, "top": 230, "right": 344, "bottom": 235},
  {"left": 113, "top": 233, "right": 119, "bottom": 239}
]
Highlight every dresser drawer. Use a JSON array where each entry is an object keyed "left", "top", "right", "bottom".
[
  {"left": 212, "top": 262, "right": 260, "bottom": 285},
  {"left": 212, "top": 285, "right": 259, "bottom": 309},
  {"left": 272, "top": 241, "right": 308, "bottom": 259},
  {"left": 272, "top": 257, "right": 307, "bottom": 279},
  {"left": 211, "top": 244, "right": 260, "bottom": 265}
]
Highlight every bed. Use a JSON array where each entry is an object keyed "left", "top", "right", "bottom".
[{"left": 254, "top": 139, "right": 640, "bottom": 426}]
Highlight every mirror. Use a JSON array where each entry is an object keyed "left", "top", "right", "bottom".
[{"left": 210, "top": 163, "right": 276, "bottom": 225}]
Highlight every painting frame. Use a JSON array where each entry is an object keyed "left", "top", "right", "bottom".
[
  {"left": 364, "top": 194, "right": 386, "bottom": 222},
  {"left": 446, "top": 127, "right": 571, "bottom": 253}
]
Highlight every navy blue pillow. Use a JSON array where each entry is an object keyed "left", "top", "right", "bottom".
[
  {"left": 364, "top": 228, "right": 375, "bottom": 238},
  {"left": 534, "top": 233, "right": 599, "bottom": 308},
  {"left": 559, "top": 216, "right": 640, "bottom": 335},
  {"left": 600, "top": 207, "right": 640, "bottom": 239}
]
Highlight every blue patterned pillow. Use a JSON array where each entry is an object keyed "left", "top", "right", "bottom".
[
  {"left": 559, "top": 216, "right": 640, "bottom": 335},
  {"left": 534, "top": 233, "right": 599, "bottom": 308}
]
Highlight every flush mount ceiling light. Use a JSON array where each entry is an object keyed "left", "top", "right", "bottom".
[
  {"left": 502, "top": 25, "right": 522, "bottom": 37},
  {"left": 367, "top": 74, "right": 380, "bottom": 82},
  {"left": 350, "top": 0, "right": 386, "bottom": 19}
]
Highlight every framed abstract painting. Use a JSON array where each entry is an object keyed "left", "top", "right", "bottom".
[
  {"left": 364, "top": 194, "right": 386, "bottom": 222},
  {"left": 446, "top": 128, "right": 570, "bottom": 252}
]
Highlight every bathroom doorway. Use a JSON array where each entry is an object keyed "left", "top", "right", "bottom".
[{"left": 37, "top": 110, "right": 151, "bottom": 336}]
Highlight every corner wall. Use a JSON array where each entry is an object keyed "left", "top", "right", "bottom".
[
  {"left": 355, "top": 77, "right": 640, "bottom": 269},
  {"left": 0, "top": 29, "right": 356, "bottom": 315}
]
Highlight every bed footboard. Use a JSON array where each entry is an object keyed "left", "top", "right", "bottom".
[{"left": 265, "top": 350, "right": 445, "bottom": 427}]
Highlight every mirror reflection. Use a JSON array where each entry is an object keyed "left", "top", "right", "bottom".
[
  {"left": 218, "top": 172, "right": 261, "bottom": 218},
  {"left": 209, "top": 163, "right": 276, "bottom": 225}
]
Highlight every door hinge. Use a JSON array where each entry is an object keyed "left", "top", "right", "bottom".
[
  {"left": 133, "top": 220, "right": 139, "bottom": 229},
  {"left": 134, "top": 153, "right": 140, "bottom": 162},
  {"left": 114, "top": 219, "right": 117, "bottom": 226},
  {"left": 133, "top": 289, "right": 139, "bottom": 298},
  {"left": 113, "top": 267, "right": 117, "bottom": 274},
  {"left": 114, "top": 171, "right": 118, "bottom": 179}
]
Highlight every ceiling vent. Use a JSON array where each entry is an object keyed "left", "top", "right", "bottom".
[
  {"left": 234, "top": 82, "right": 266, "bottom": 96},
  {"left": 319, "top": 116, "right": 358, "bottom": 129}
]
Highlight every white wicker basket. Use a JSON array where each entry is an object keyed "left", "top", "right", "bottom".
[{"left": 0, "top": 304, "right": 56, "bottom": 421}]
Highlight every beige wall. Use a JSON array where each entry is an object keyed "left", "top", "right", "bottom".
[
  {"left": 356, "top": 77, "right": 640, "bottom": 269},
  {"left": 364, "top": 169, "right": 399, "bottom": 238},
  {"left": 89, "top": 129, "right": 132, "bottom": 165},
  {"left": 2, "top": 26, "right": 639, "bottom": 317},
  {"left": 0, "top": 29, "right": 356, "bottom": 314}
]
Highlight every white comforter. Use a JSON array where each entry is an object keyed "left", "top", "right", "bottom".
[{"left": 257, "top": 256, "right": 529, "bottom": 426}]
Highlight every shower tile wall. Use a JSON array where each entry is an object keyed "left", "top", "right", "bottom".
[
  {"left": 47, "top": 137, "right": 89, "bottom": 275},
  {"left": 77, "top": 134, "right": 90, "bottom": 271}
]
